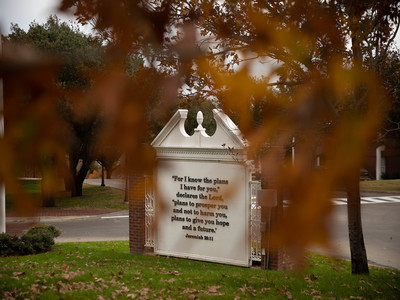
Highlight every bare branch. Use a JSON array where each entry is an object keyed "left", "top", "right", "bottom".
[
  {"left": 264, "top": 80, "right": 305, "bottom": 87},
  {"left": 381, "top": 118, "right": 400, "bottom": 138},
  {"left": 374, "top": 16, "right": 400, "bottom": 69}
]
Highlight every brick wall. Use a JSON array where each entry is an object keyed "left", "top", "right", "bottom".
[
  {"left": 260, "top": 148, "right": 285, "bottom": 270},
  {"left": 265, "top": 204, "right": 283, "bottom": 270},
  {"left": 260, "top": 204, "right": 283, "bottom": 270},
  {"left": 128, "top": 169, "right": 146, "bottom": 254}
]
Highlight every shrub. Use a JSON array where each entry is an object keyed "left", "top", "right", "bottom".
[
  {"left": 0, "top": 224, "right": 61, "bottom": 256},
  {"left": 21, "top": 232, "right": 54, "bottom": 253},
  {"left": 24, "top": 224, "right": 61, "bottom": 238},
  {"left": 381, "top": 172, "right": 400, "bottom": 180},
  {"left": 0, "top": 233, "right": 22, "bottom": 256}
]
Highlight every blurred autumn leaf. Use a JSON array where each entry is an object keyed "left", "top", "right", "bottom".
[{"left": 1, "top": 0, "right": 399, "bottom": 274}]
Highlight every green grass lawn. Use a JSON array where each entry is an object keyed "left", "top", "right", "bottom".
[
  {"left": 54, "top": 184, "right": 127, "bottom": 210},
  {"left": 7, "top": 180, "right": 127, "bottom": 211},
  {"left": 360, "top": 179, "right": 400, "bottom": 192},
  {"left": 0, "top": 241, "right": 399, "bottom": 299}
]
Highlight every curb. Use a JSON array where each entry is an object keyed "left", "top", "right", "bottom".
[{"left": 6, "top": 210, "right": 129, "bottom": 223}]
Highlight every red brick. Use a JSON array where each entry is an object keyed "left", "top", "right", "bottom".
[{"left": 128, "top": 169, "right": 146, "bottom": 254}]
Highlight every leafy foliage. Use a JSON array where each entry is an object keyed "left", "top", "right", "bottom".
[
  {"left": 378, "top": 50, "right": 400, "bottom": 146},
  {"left": 4, "top": 16, "right": 106, "bottom": 199},
  {"left": 24, "top": 224, "right": 61, "bottom": 238},
  {"left": 0, "top": 234, "right": 26, "bottom": 257},
  {"left": 0, "top": 224, "right": 60, "bottom": 256},
  {"left": 1, "top": 0, "right": 400, "bottom": 273},
  {"left": 4, "top": 16, "right": 141, "bottom": 198},
  {"left": 9, "top": 15, "right": 104, "bottom": 89},
  {"left": 180, "top": 96, "right": 216, "bottom": 136}
]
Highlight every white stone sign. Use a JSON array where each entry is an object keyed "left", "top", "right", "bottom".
[{"left": 151, "top": 109, "right": 251, "bottom": 267}]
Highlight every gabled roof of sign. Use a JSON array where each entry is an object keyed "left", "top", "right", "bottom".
[{"left": 151, "top": 109, "right": 247, "bottom": 149}]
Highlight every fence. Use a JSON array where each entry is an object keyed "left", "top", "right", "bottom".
[
  {"left": 144, "top": 175, "right": 155, "bottom": 247},
  {"left": 250, "top": 180, "right": 262, "bottom": 262}
]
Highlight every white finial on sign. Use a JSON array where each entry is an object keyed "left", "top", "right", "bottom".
[{"left": 195, "top": 111, "right": 205, "bottom": 131}]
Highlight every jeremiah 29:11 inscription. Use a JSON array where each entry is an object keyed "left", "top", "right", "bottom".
[
  {"left": 155, "top": 160, "right": 250, "bottom": 266},
  {"left": 170, "top": 175, "right": 230, "bottom": 241}
]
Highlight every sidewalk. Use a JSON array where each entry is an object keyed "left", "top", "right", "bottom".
[
  {"left": 84, "top": 178, "right": 125, "bottom": 190},
  {"left": 6, "top": 208, "right": 121, "bottom": 236}
]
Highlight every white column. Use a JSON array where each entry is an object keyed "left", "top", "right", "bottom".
[
  {"left": 376, "top": 145, "right": 385, "bottom": 180},
  {"left": 0, "top": 36, "right": 5, "bottom": 233}
]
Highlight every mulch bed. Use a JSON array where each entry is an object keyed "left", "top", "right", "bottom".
[{"left": 5, "top": 221, "right": 38, "bottom": 236}]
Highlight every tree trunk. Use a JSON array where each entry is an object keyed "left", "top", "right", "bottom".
[
  {"left": 346, "top": 171, "right": 369, "bottom": 274},
  {"left": 40, "top": 157, "right": 56, "bottom": 207},
  {"left": 104, "top": 162, "right": 113, "bottom": 179},
  {"left": 41, "top": 178, "right": 55, "bottom": 207},
  {"left": 346, "top": 13, "right": 369, "bottom": 274},
  {"left": 68, "top": 146, "right": 93, "bottom": 197},
  {"left": 70, "top": 167, "right": 89, "bottom": 197},
  {"left": 63, "top": 175, "right": 71, "bottom": 192},
  {"left": 69, "top": 161, "right": 90, "bottom": 197},
  {"left": 70, "top": 176, "right": 83, "bottom": 197}
]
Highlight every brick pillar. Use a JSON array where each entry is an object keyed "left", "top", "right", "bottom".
[
  {"left": 266, "top": 199, "right": 283, "bottom": 270},
  {"left": 129, "top": 169, "right": 146, "bottom": 254},
  {"left": 260, "top": 147, "right": 285, "bottom": 270}
]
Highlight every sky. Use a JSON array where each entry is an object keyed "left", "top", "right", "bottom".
[
  {"left": 0, "top": 0, "right": 398, "bottom": 79},
  {"left": 0, "top": 0, "right": 272, "bottom": 77},
  {"left": 0, "top": 0, "right": 92, "bottom": 35},
  {"left": 2, "top": 0, "right": 399, "bottom": 44}
]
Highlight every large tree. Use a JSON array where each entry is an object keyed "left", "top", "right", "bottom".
[
  {"left": 7, "top": 15, "right": 105, "bottom": 197},
  {"left": 58, "top": 0, "right": 399, "bottom": 274},
  {"left": 179, "top": 0, "right": 399, "bottom": 275},
  {"left": 377, "top": 50, "right": 400, "bottom": 146}
]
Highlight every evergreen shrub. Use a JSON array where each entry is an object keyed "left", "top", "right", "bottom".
[{"left": 0, "top": 224, "right": 61, "bottom": 256}]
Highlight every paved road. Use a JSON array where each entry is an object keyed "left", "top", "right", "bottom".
[
  {"left": 41, "top": 185, "right": 400, "bottom": 269},
  {"left": 311, "top": 202, "right": 400, "bottom": 270},
  {"left": 46, "top": 210, "right": 129, "bottom": 243}
]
